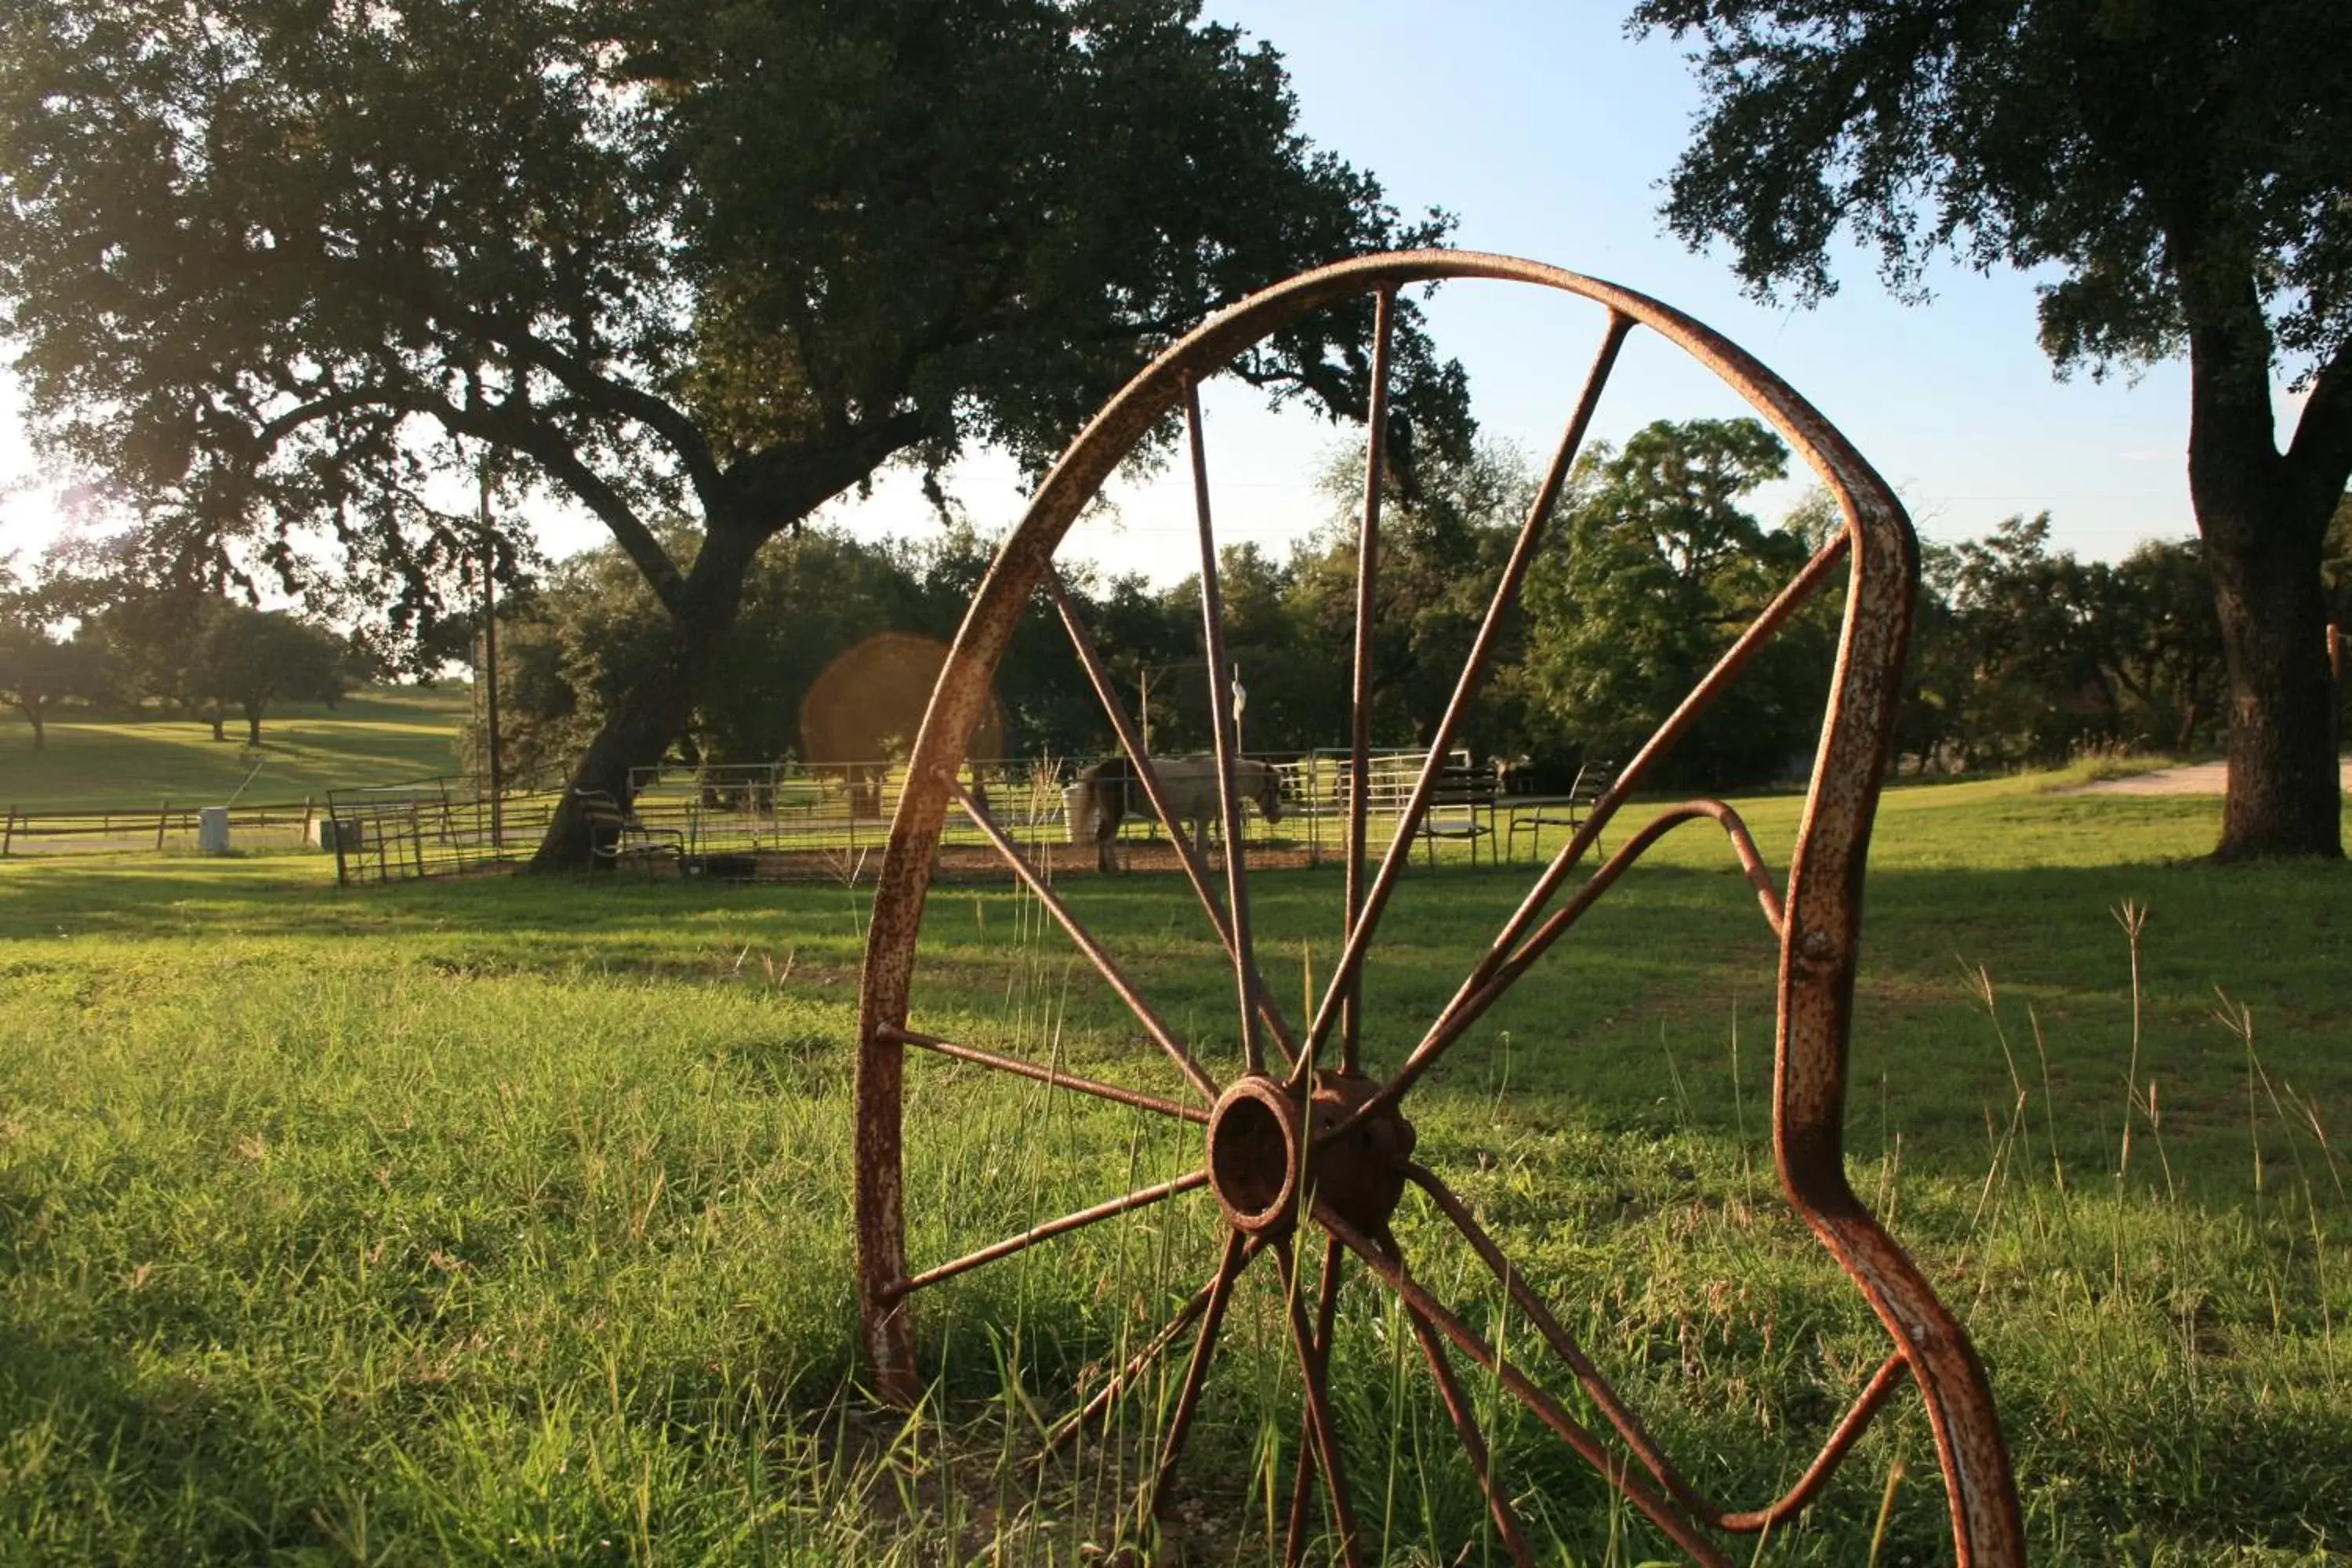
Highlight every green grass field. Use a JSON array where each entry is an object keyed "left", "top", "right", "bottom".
[
  {"left": 0, "top": 685, "right": 470, "bottom": 811},
  {"left": 2, "top": 777, "right": 2347, "bottom": 1564}
]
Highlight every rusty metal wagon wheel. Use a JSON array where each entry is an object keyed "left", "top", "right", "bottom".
[{"left": 852, "top": 252, "right": 2023, "bottom": 1565}]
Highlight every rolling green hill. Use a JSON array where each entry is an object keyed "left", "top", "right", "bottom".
[{"left": 0, "top": 685, "right": 471, "bottom": 811}]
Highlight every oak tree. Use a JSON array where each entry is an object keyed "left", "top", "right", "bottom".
[
  {"left": 0, "top": 562, "right": 107, "bottom": 750},
  {"left": 1632, "top": 0, "right": 2352, "bottom": 856},
  {"left": 0, "top": 0, "right": 1454, "bottom": 863},
  {"left": 191, "top": 603, "right": 347, "bottom": 747}
]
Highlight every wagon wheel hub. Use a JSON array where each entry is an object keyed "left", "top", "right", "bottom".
[{"left": 1207, "top": 1072, "right": 1415, "bottom": 1238}]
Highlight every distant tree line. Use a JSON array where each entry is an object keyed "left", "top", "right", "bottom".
[
  {"left": 468, "top": 419, "right": 2352, "bottom": 791},
  {"left": 0, "top": 557, "right": 349, "bottom": 750}
]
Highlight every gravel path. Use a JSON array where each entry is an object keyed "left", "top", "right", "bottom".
[{"left": 2074, "top": 758, "right": 2352, "bottom": 794}]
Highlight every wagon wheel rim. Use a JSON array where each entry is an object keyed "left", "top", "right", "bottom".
[{"left": 851, "top": 249, "right": 2024, "bottom": 1565}]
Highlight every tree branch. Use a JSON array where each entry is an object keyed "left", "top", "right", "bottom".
[
  {"left": 197, "top": 371, "right": 688, "bottom": 618},
  {"left": 299, "top": 250, "right": 725, "bottom": 528},
  {"left": 720, "top": 408, "right": 934, "bottom": 542},
  {"left": 481, "top": 320, "right": 727, "bottom": 514},
  {"left": 2285, "top": 336, "right": 2352, "bottom": 524},
  {"left": 251, "top": 385, "right": 407, "bottom": 451},
  {"left": 398, "top": 387, "right": 689, "bottom": 617}
]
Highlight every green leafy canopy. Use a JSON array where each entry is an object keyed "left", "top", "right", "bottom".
[
  {"left": 1629, "top": 0, "right": 2352, "bottom": 384},
  {"left": 0, "top": 0, "right": 1457, "bottom": 641}
]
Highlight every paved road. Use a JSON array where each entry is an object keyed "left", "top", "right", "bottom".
[{"left": 2075, "top": 758, "right": 2352, "bottom": 795}]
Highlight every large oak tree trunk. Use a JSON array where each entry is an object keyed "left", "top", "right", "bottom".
[
  {"left": 2183, "top": 286, "right": 2347, "bottom": 862},
  {"left": 2206, "top": 522, "right": 2342, "bottom": 859},
  {"left": 531, "top": 525, "right": 764, "bottom": 869}
]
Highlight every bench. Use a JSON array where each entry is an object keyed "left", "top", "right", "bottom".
[
  {"left": 574, "top": 789, "right": 685, "bottom": 877},
  {"left": 1504, "top": 760, "right": 1613, "bottom": 862},
  {"left": 1417, "top": 760, "right": 1501, "bottom": 866}
]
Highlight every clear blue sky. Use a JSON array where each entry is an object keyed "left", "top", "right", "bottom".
[
  {"left": 2, "top": 3, "right": 2299, "bottom": 585},
  {"left": 1041, "top": 1, "right": 2250, "bottom": 584}
]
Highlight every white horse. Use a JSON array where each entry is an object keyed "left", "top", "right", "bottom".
[{"left": 1066, "top": 754, "right": 1284, "bottom": 872}]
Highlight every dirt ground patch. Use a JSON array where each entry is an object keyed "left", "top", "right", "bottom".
[{"left": 2071, "top": 758, "right": 2352, "bottom": 795}]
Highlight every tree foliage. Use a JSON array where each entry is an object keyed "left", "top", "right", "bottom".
[
  {"left": 486, "top": 419, "right": 2268, "bottom": 793},
  {"left": 1288, "top": 442, "right": 1538, "bottom": 757},
  {"left": 1519, "top": 419, "right": 1826, "bottom": 787},
  {"left": 191, "top": 603, "right": 347, "bottom": 746},
  {"left": 1628, "top": 0, "right": 2352, "bottom": 386}
]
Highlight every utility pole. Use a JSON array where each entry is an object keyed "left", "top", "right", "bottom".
[
  {"left": 479, "top": 464, "right": 504, "bottom": 849},
  {"left": 1137, "top": 657, "right": 1214, "bottom": 758}
]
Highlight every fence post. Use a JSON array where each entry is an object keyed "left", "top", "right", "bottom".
[
  {"left": 1314, "top": 753, "right": 1325, "bottom": 868},
  {"left": 2, "top": 807, "right": 13, "bottom": 858},
  {"left": 155, "top": 800, "right": 170, "bottom": 852}
]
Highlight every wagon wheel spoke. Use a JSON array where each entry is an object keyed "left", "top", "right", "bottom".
[
  {"left": 1406, "top": 1163, "right": 1910, "bottom": 1532},
  {"left": 1325, "top": 542, "right": 1844, "bottom": 1134},
  {"left": 1182, "top": 379, "right": 1268, "bottom": 1076},
  {"left": 1274, "top": 1234, "right": 1364, "bottom": 1566},
  {"left": 1301, "top": 312, "right": 1635, "bottom": 1086},
  {"left": 1142, "top": 1227, "right": 1255, "bottom": 1526},
  {"left": 1045, "top": 1233, "right": 1269, "bottom": 1457},
  {"left": 946, "top": 774, "right": 1218, "bottom": 1104},
  {"left": 1280, "top": 1232, "right": 1352, "bottom": 1566},
  {"left": 884, "top": 1168, "right": 1208, "bottom": 1301},
  {"left": 1724, "top": 1353, "right": 1913, "bottom": 1533},
  {"left": 1340, "top": 287, "right": 1399, "bottom": 1077},
  {"left": 1323, "top": 799, "right": 1789, "bottom": 1144},
  {"left": 1377, "top": 1226, "right": 1537, "bottom": 1567},
  {"left": 885, "top": 1024, "right": 1210, "bottom": 1124},
  {"left": 1314, "top": 1203, "right": 1734, "bottom": 1568},
  {"left": 1044, "top": 568, "right": 1301, "bottom": 1072}
]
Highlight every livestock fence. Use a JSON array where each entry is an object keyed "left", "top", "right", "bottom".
[
  {"left": 325, "top": 746, "right": 1530, "bottom": 886},
  {"left": 7, "top": 746, "right": 1583, "bottom": 884},
  {"left": 0, "top": 797, "right": 330, "bottom": 858}
]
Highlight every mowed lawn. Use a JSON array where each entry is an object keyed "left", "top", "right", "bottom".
[
  {"left": 1, "top": 777, "right": 2346, "bottom": 1563},
  {"left": 0, "top": 685, "right": 471, "bottom": 811}
]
